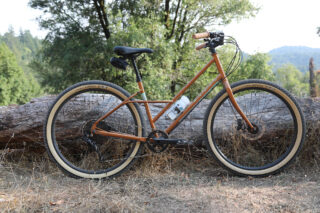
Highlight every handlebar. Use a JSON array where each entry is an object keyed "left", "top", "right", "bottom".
[
  {"left": 193, "top": 31, "right": 225, "bottom": 51},
  {"left": 192, "top": 32, "right": 210, "bottom": 39},
  {"left": 195, "top": 43, "right": 207, "bottom": 51}
]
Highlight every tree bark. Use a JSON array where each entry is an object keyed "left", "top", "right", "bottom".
[
  {"left": 93, "top": 0, "right": 111, "bottom": 39},
  {"left": 0, "top": 95, "right": 319, "bottom": 149},
  {"left": 309, "top": 57, "right": 317, "bottom": 97}
]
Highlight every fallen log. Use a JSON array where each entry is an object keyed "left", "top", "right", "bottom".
[{"left": 0, "top": 95, "right": 319, "bottom": 149}]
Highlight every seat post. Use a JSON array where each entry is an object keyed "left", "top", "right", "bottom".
[
  {"left": 130, "top": 57, "right": 142, "bottom": 82},
  {"left": 130, "top": 57, "right": 156, "bottom": 130}
]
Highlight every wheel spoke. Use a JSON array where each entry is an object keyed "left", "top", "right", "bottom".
[
  {"left": 205, "top": 80, "right": 304, "bottom": 176},
  {"left": 45, "top": 82, "right": 143, "bottom": 179}
]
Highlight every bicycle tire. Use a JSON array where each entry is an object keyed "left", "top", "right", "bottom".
[
  {"left": 203, "top": 79, "right": 305, "bottom": 177},
  {"left": 44, "top": 80, "right": 146, "bottom": 179}
]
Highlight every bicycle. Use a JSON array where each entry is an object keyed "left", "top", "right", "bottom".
[{"left": 44, "top": 31, "right": 306, "bottom": 179}]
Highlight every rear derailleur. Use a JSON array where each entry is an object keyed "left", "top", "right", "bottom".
[{"left": 82, "top": 134, "right": 104, "bottom": 162}]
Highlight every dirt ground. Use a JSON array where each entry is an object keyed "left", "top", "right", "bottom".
[{"left": 0, "top": 147, "right": 319, "bottom": 213}]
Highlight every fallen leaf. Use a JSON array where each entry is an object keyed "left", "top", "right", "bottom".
[{"left": 50, "top": 200, "right": 64, "bottom": 206}]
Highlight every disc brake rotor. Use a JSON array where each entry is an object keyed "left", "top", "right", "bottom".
[{"left": 239, "top": 118, "right": 265, "bottom": 141}]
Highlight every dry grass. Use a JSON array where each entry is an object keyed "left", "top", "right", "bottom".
[
  {"left": 296, "top": 121, "right": 320, "bottom": 168},
  {"left": 1, "top": 144, "right": 320, "bottom": 213}
]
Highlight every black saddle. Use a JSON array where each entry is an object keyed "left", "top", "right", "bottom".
[{"left": 113, "top": 46, "right": 153, "bottom": 56}]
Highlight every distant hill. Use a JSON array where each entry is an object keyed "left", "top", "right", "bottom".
[{"left": 268, "top": 46, "right": 320, "bottom": 72}]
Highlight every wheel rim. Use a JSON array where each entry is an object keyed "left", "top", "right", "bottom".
[
  {"left": 210, "top": 86, "right": 298, "bottom": 171},
  {"left": 48, "top": 86, "right": 142, "bottom": 177}
]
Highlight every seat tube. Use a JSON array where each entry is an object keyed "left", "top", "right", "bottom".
[
  {"left": 131, "top": 58, "right": 156, "bottom": 130},
  {"left": 131, "top": 58, "right": 142, "bottom": 82}
]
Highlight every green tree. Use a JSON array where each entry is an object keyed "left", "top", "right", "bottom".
[
  {"left": 111, "top": 0, "right": 258, "bottom": 95},
  {"left": 29, "top": 0, "right": 258, "bottom": 99},
  {"left": 182, "top": 51, "right": 276, "bottom": 99},
  {"left": 274, "top": 64, "right": 308, "bottom": 97},
  {"left": 28, "top": 0, "right": 121, "bottom": 93},
  {"left": 0, "top": 28, "right": 42, "bottom": 75},
  {"left": 229, "top": 53, "right": 275, "bottom": 83},
  {"left": 0, "top": 43, "right": 41, "bottom": 105}
]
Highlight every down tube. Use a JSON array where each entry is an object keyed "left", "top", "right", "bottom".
[
  {"left": 165, "top": 74, "right": 222, "bottom": 134},
  {"left": 153, "top": 58, "right": 216, "bottom": 123}
]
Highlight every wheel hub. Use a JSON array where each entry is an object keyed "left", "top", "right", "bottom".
[{"left": 237, "top": 118, "right": 265, "bottom": 141}]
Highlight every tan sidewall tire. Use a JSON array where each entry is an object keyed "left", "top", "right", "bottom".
[
  {"left": 205, "top": 80, "right": 304, "bottom": 176},
  {"left": 45, "top": 81, "right": 144, "bottom": 179}
]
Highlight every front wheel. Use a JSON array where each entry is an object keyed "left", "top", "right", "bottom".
[
  {"left": 44, "top": 80, "right": 146, "bottom": 179},
  {"left": 204, "top": 79, "right": 305, "bottom": 177}
]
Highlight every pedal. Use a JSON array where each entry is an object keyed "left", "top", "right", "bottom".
[{"left": 177, "top": 139, "right": 188, "bottom": 145}]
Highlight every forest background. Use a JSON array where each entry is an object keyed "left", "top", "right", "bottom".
[{"left": 0, "top": 0, "right": 317, "bottom": 106}]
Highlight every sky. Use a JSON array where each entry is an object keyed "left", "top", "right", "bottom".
[
  {"left": 223, "top": 0, "right": 320, "bottom": 53},
  {"left": 1, "top": 0, "right": 320, "bottom": 54},
  {"left": 0, "top": 0, "right": 47, "bottom": 38}
]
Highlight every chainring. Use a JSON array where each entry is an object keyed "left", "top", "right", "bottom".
[{"left": 146, "top": 130, "right": 169, "bottom": 153}]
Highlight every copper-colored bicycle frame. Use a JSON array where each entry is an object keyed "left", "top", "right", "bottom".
[{"left": 92, "top": 53, "right": 253, "bottom": 142}]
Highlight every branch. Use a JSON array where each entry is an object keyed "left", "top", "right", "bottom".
[
  {"left": 93, "top": 0, "right": 110, "bottom": 39},
  {"left": 166, "top": 0, "right": 182, "bottom": 40},
  {"left": 164, "top": 0, "right": 170, "bottom": 29},
  {"left": 178, "top": 6, "right": 188, "bottom": 42}
]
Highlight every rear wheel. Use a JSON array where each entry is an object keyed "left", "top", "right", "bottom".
[
  {"left": 204, "top": 79, "right": 305, "bottom": 176},
  {"left": 44, "top": 80, "right": 145, "bottom": 179}
]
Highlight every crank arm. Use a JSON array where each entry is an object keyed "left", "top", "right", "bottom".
[{"left": 152, "top": 138, "right": 187, "bottom": 145}]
